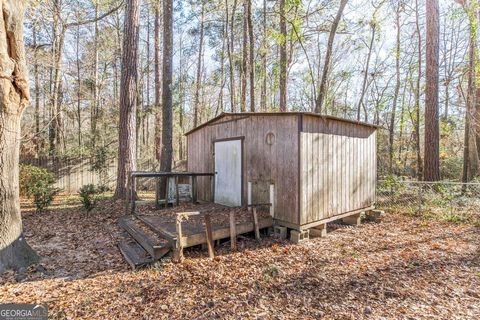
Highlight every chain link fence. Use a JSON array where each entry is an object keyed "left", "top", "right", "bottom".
[{"left": 376, "top": 179, "right": 480, "bottom": 225}]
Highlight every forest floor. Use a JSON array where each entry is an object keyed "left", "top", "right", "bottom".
[{"left": 0, "top": 198, "right": 479, "bottom": 319}]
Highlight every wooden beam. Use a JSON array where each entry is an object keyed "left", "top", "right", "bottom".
[
  {"left": 182, "top": 217, "right": 273, "bottom": 247},
  {"left": 204, "top": 214, "right": 215, "bottom": 259},
  {"left": 229, "top": 211, "right": 237, "bottom": 250},
  {"left": 246, "top": 203, "right": 272, "bottom": 207},
  {"left": 275, "top": 206, "right": 375, "bottom": 231}
]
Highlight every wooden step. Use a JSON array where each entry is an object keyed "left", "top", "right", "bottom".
[
  {"left": 118, "top": 217, "right": 171, "bottom": 259},
  {"left": 118, "top": 240, "right": 153, "bottom": 269},
  {"left": 137, "top": 215, "right": 177, "bottom": 242}
]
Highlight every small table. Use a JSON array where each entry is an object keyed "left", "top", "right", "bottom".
[{"left": 126, "top": 171, "right": 215, "bottom": 215}]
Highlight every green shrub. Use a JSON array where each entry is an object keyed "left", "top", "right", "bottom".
[
  {"left": 79, "top": 184, "right": 102, "bottom": 212},
  {"left": 20, "top": 164, "right": 60, "bottom": 212}
]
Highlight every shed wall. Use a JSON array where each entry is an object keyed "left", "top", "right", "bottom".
[
  {"left": 187, "top": 115, "right": 300, "bottom": 225},
  {"left": 300, "top": 115, "right": 376, "bottom": 225}
]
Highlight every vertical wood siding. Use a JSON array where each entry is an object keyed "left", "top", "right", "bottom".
[
  {"left": 187, "top": 115, "right": 300, "bottom": 224},
  {"left": 300, "top": 115, "right": 376, "bottom": 225}
]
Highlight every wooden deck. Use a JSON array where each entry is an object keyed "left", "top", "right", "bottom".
[{"left": 118, "top": 203, "right": 273, "bottom": 268}]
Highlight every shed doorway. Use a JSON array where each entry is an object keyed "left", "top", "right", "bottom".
[{"left": 214, "top": 139, "right": 242, "bottom": 206}]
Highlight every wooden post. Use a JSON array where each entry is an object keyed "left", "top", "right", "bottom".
[
  {"left": 192, "top": 176, "right": 197, "bottom": 203},
  {"left": 252, "top": 207, "right": 260, "bottom": 240},
  {"left": 247, "top": 181, "right": 252, "bottom": 210},
  {"left": 229, "top": 211, "right": 237, "bottom": 250},
  {"left": 125, "top": 172, "right": 130, "bottom": 215},
  {"left": 269, "top": 184, "right": 275, "bottom": 217},
  {"left": 131, "top": 175, "right": 136, "bottom": 215},
  {"left": 204, "top": 214, "right": 215, "bottom": 259},
  {"left": 165, "top": 176, "right": 170, "bottom": 207},
  {"left": 175, "top": 175, "right": 179, "bottom": 206},
  {"left": 173, "top": 215, "right": 184, "bottom": 263},
  {"left": 155, "top": 176, "right": 160, "bottom": 208}
]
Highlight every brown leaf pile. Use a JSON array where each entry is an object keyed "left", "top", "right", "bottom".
[{"left": 1, "top": 200, "right": 479, "bottom": 319}]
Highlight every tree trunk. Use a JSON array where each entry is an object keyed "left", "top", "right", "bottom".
[
  {"left": 389, "top": 4, "right": 402, "bottom": 174},
  {"left": 114, "top": 0, "right": 140, "bottom": 199},
  {"left": 279, "top": 0, "right": 287, "bottom": 112},
  {"left": 33, "top": 21, "right": 41, "bottom": 155},
  {"left": 0, "top": 0, "right": 39, "bottom": 273},
  {"left": 194, "top": 0, "right": 205, "bottom": 126},
  {"left": 91, "top": 3, "right": 100, "bottom": 148},
  {"left": 260, "top": 0, "right": 267, "bottom": 111},
  {"left": 414, "top": 0, "right": 423, "bottom": 180},
  {"left": 356, "top": 21, "right": 376, "bottom": 121},
  {"left": 315, "top": 0, "right": 348, "bottom": 114},
  {"left": 217, "top": 21, "right": 227, "bottom": 115},
  {"left": 75, "top": 23, "right": 82, "bottom": 148},
  {"left": 227, "top": 0, "right": 237, "bottom": 112},
  {"left": 145, "top": 6, "right": 151, "bottom": 146},
  {"left": 424, "top": 0, "right": 440, "bottom": 181},
  {"left": 179, "top": 35, "right": 185, "bottom": 160},
  {"left": 247, "top": 0, "right": 255, "bottom": 112},
  {"left": 463, "top": 0, "right": 480, "bottom": 182},
  {"left": 159, "top": 0, "right": 174, "bottom": 195},
  {"left": 154, "top": 3, "right": 162, "bottom": 161},
  {"left": 240, "top": 0, "right": 248, "bottom": 112}
]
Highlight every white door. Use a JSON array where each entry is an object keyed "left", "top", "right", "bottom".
[{"left": 214, "top": 139, "right": 242, "bottom": 206}]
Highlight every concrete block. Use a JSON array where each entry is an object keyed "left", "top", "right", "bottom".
[
  {"left": 342, "top": 213, "right": 361, "bottom": 226},
  {"left": 290, "top": 230, "right": 309, "bottom": 244},
  {"left": 366, "top": 209, "right": 385, "bottom": 222},
  {"left": 309, "top": 224, "right": 327, "bottom": 238},
  {"left": 273, "top": 226, "right": 287, "bottom": 240}
]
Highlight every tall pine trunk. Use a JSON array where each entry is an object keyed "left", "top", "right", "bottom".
[
  {"left": 154, "top": 3, "right": 162, "bottom": 161},
  {"left": 159, "top": 0, "right": 174, "bottom": 195},
  {"left": 194, "top": 0, "right": 205, "bottom": 126},
  {"left": 463, "top": 0, "right": 480, "bottom": 182},
  {"left": 240, "top": 0, "right": 248, "bottom": 112},
  {"left": 424, "top": 0, "right": 440, "bottom": 181},
  {"left": 260, "top": 0, "right": 267, "bottom": 111},
  {"left": 247, "top": 0, "right": 255, "bottom": 112},
  {"left": 414, "top": 0, "right": 423, "bottom": 180},
  {"left": 279, "top": 0, "right": 287, "bottom": 112},
  {"left": 114, "top": 0, "right": 140, "bottom": 199}
]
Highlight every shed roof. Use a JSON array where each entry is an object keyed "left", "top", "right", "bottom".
[{"left": 185, "top": 112, "right": 380, "bottom": 136}]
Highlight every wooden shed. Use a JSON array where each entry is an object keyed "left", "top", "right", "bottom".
[{"left": 186, "top": 112, "right": 378, "bottom": 232}]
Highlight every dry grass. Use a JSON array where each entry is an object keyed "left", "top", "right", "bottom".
[{"left": 1, "top": 199, "right": 479, "bottom": 319}]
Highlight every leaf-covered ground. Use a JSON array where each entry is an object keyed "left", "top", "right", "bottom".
[{"left": 1, "top": 200, "right": 479, "bottom": 319}]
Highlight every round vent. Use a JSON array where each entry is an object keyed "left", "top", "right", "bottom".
[{"left": 265, "top": 132, "right": 276, "bottom": 145}]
